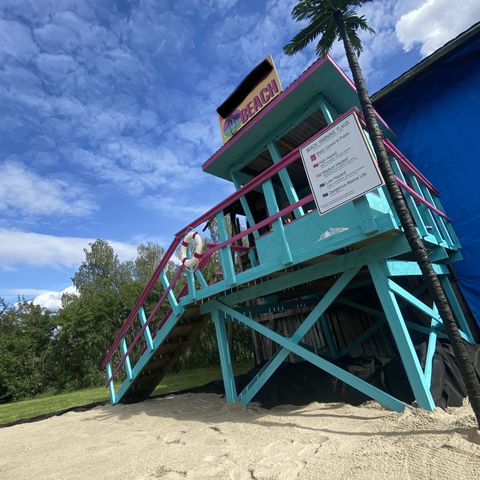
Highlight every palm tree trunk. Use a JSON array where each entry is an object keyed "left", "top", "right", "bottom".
[{"left": 334, "top": 12, "right": 480, "bottom": 426}]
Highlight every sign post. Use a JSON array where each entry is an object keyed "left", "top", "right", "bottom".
[{"left": 300, "top": 112, "right": 384, "bottom": 215}]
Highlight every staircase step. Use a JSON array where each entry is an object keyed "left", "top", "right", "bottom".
[{"left": 118, "top": 314, "right": 207, "bottom": 404}]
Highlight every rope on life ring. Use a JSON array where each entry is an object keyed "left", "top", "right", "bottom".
[{"left": 180, "top": 231, "right": 204, "bottom": 271}]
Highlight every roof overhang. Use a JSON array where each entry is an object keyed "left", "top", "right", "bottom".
[{"left": 203, "top": 55, "right": 395, "bottom": 181}]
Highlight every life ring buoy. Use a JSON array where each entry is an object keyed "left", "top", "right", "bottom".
[{"left": 180, "top": 231, "right": 204, "bottom": 270}]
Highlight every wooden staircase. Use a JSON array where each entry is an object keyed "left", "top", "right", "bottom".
[{"left": 121, "top": 310, "right": 207, "bottom": 403}]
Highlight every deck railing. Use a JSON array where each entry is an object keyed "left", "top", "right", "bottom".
[{"left": 101, "top": 107, "right": 457, "bottom": 396}]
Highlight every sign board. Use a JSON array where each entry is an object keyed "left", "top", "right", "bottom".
[
  {"left": 217, "top": 55, "right": 283, "bottom": 144},
  {"left": 300, "top": 112, "right": 384, "bottom": 215}
]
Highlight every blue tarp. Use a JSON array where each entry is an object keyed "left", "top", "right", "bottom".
[{"left": 375, "top": 38, "right": 480, "bottom": 325}]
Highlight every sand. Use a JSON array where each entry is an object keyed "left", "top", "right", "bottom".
[{"left": 1, "top": 393, "right": 479, "bottom": 480}]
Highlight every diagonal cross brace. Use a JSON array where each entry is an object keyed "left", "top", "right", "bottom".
[
  {"left": 212, "top": 300, "right": 405, "bottom": 412},
  {"left": 233, "top": 268, "right": 360, "bottom": 404},
  {"left": 208, "top": 268, "right": 405, "bottom": 412}
]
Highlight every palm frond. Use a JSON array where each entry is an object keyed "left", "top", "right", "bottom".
[
  {"left": 315, "top": 26, "right": 338, "bottom": 57},
  {"left": 285, "top": 0, "right": 375, "bottom": 58},
  {"left": 344, "top": 13, "right": 375, "bottom": 35},
  {"left": 284, "top": 12, "right": 334, "bottom": 56}
]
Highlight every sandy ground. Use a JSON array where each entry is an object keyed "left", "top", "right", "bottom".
[{"left": 1, "top": 393, "right": 479, "bottom": 480}]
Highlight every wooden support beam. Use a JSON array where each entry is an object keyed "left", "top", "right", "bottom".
[
  {"left": 138, "top": 306, "right": 154, "bottom": 351},
  {"left": 215, "top": 212, "right": 237, "bottom": 285},
  {"left": 210, "top": 299, "right": 405, "bottom": 412},
  {"left": 212, "top": 309, "right": 237, "bottom": 402},
  {"left": 386, "top": 260, "right": 449, "bottom": 277},
  {"left": 120, "top": 338, "right": 133, "bottom": 380},
  {"left": 369, "top": 260, "right": 436, "bottom": 410},
  {"left": 106, "top": 362, "right": 116, "bottom": 405},
  {"left": 262, "top": 179, "right": 293, "bottom": 265},
  {"left": 267, "top": 141, "right": 304, "bottom": 218}
]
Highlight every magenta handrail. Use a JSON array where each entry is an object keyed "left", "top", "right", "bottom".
[
  {"left": 102, "top": 107, "right": 451, "bottom": 379},
  {"left": 176, "top": 147, "right": 302, "bottom": 238},
  {"left": 102, "top": 146, "right": 304, "bottom": 370},
  {"left": 384, "top": 139, "right": 439, "bottom": 195},
  {"left": 395, "top": 177, "right": 450, "bottom": 221},
  {"left": 107, "top": 266, "right": 185, "bottom": 384},
  {"left": 101, "top": 236, "right": 183, "bottom": 368},
  {"left": 106, "top": 253, "right": 213, "bottom": 385}
]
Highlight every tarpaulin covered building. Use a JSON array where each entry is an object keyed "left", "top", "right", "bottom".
[{"left": 373, "top": 22, "right": 480, "bottom": 328}]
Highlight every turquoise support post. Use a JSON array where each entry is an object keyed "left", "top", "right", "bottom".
[
  {"left": 429, "top": 193, "right": 461, "bottom": 248},
  {"left": 195, "top": 268, "right": 209, "bottom": 289},
  {"left": 440, "top": 276, "right": 474, "bottom": 342},
  {"left": 419, "top": 183, "right": 454, "bottom": 248},
  {"left": 106, "top": 362, "right": 116, "bottom": 404},
  {"left": 389, "top": 157, "right": 435, "bottom": 242},
  {"left": 215, "top": 211, "right": 237, "bottom": 285},
  {"left": 211, "top": 309, "right": 237, "bottom": 402},
  {"left": 267, "top": 141, "right": 304, "bottom": 218},
  {"left": 231, "top": 172, "right": 260, "bottom": 240},
  {"left": 160, "top": 271, "right": 182, "bottom": 315},
  {"left": 407, "top": 174, "right": 447, "bottom": 246},
  {"left": 120, "top": 337, "right": 133, "bottom": 380},
  {"left": 138, "top": 306, "right": 154, "bottom": 351},
  {"left": 186, "top": 269, "right": 196, "bottom": 300},
  {"left": 317, "top": 96, "right": 335, "bottom": 124},
  {"left": 262, "top": 179, "right": 293, "bottom": 265},
  {"left": 424, "top": 305, "right": 439, "bottom": 390},
  {"left": 369, "top": 260, "right": 436, "bottom": 410}
]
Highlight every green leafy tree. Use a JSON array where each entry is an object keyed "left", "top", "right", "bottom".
[
  {"left": 284, "top": 0, "right": 480, "bottom": 425},
  {"left": 53, "top": 240, "right": 135, "bottom": 389},
  {"left": 0, "top": 299, "right": 55, "bottom": 401}
]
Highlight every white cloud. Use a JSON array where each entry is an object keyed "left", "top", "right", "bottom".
[
  {"left": 33, "top": 285, "right": 78, "bottom": 311},
  {"left": 0, "top": 19, "right": 38, "bottom": 61},
  {"left": 34, "top": 53, "right": 79, "bottom": 80},
  {"left": 0, "top": 229, "right": 138, "bottom": 269},
  {"left": 0, "top": 161, "right": 95, "bottom": 218},
  {"left": 396, "top": 0, "right": 480, "bottom": 56}
]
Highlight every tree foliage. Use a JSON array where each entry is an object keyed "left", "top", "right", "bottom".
[{"left": 0, "top": 237, "right": 252, "bottom": 403}]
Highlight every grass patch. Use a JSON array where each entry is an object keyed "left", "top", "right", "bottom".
[{"left": 0, "top": 361, "right": 253, "bottom": 425}]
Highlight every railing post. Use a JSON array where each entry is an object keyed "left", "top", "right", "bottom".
[
  {"left": 212, "top": 308, "right": 237, "bottom": 402},
  {"left": 267, "top": 141, "right": 304, "bottom": 218},
  {"left": 159, "top": 271, "right": 182, "bottom": 315},
  {"left": 389, "top": 156, "right": 434, "bottom": 241},
  {"left": 120, "top": 337, "right": 133, "bottom": 380},
  {"left": 407, "top": 173, "right": 446, "bottom": 246},
  {"left": 215, "top": 212, "right": 237, "bottom": 285},
  {"left": 186, "top": 269, "right": 196, "bottom": 299},
  {"left": 231, "top": 172, "right": 260, "bottom": 240},
  {"left": 427, "top": 194, "right": 460, "bottom": 248},
  {"left": 105, "top": 362, "right": 116, "bottom": 405},
  {"left": 419, "top": 183, "right": 455, "bottom": 248},
  {"left": 138, "top": 306, "right": 154, "bottom": 351},
  {"left": 262, "top": 179, "right": 293, "bottom": 265}
]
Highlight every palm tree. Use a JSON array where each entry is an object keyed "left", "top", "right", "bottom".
[{"left": 284, "top": 0, "right": 480, "bottom": 426}]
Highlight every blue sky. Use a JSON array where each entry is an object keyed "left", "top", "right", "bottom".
[{"left": 1, "top": 0, "right": 479, "bottom": 309}]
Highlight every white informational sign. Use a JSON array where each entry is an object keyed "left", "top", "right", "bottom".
[{"left": 300, "top": 112, "right": 384, "bottom": 215}]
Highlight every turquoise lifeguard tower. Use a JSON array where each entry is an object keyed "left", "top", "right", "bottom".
[{"left": 101, "top": 56, "right": 474, "bottom": 412}]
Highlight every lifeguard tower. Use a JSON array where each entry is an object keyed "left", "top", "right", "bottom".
[{"left": 101, "top": 56, "right": 474, "bottom": 412}]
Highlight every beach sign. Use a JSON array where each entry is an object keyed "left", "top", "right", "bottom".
[
  {"left": 300, "top": 111, "right": 384, "bottom": 215},
  {"left": 217, "top": 55, "right": 283, "bottom": 143}
]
